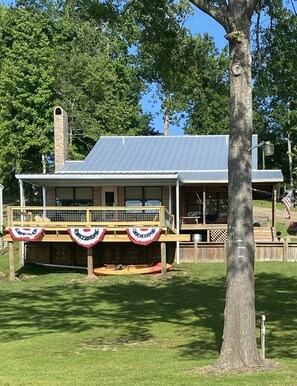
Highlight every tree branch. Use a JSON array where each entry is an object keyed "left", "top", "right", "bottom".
[
  {"left": 246, "top": 0, "right": 262, "bottom": 17},
  {"left": 188, "top": 0, "right": 230, "bottom": 31}
]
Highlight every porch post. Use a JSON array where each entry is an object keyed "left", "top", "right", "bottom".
[
  {"left": 161, "top": 242, "right": 167, "bottom": 275},
  {"left": 203, "top": 187, "right": 206, "bottom": 224},
  {"left": 19, "top": 179, "right": 25, "bottom": 267},
  {"left": 43, "top": 187, "right": 47, "bottom": 207},
  {"left": 9, "top": 241, "right": 15, "bottom": 280},
  {"left": 168, "top": 185, "right": 172, "bottom": 213},
  {"left": 272, "top": 184, "right": 277, "bottom": 229},
  {"left": 176, "top": 178, "right": 180, "bottom": 264},
  {"left": 19, "top": 179, "right": 25, "bottom": 206}
]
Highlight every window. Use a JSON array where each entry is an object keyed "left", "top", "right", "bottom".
[
  {"left": 55, "top": 187, "right": 93, "bottom": 206},
  {"left": 187, "top": 192, "right": 203, "bottom": 217},
  {"left": 125, "top": 187, "right": 162, "bottom": 208},
  {"left": 187, "top": 191, "right": 228, "bottom": 221},
  {"left": 205, "top": 192, "right": 228, "bottom": 222}
]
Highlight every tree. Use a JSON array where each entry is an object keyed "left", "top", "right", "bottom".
[
  {"left": 53, "top": 2, "right": 152, "bottom": 156},
  {"left": 0, "top": 5, "right": 56, "bottom": 195},
  {"left": 129, "top": 0, "right": 193, "bottom": 135},
  {"left": 129, "top": 0, "right": 230, "bottom": 135},
  {"left": 0, "top": 0, "right": 152, "bottom": 192},
  {"left": 175, "top": 34, "right": 230, "bottom": 135},
  {"left": 252, "top": 7, "right": 297, "bottom": 181},
  {"left": 188, "top": 0, "right": 267, "bottom": 369}
]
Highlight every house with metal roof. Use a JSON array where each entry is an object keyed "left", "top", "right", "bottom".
[{"left": 4, "top": 107, "right": 283, "bottom": 276}]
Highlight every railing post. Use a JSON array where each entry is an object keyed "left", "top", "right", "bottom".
[
  {"left": 283, "top": 238, "right": 289, "bottom": 261},
  {"left": 9, "top": 241, "right": 15, "bottom": 281},
  {"left": 7, "top": 206, "right": 12, "bottom": 227},
  {"left": 160, "top": 206, "right": 165, "bottom": 227}
]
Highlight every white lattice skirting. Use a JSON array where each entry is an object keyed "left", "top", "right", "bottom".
[{"left": 210, "top": 229, "right": 227, "bottom": 243}]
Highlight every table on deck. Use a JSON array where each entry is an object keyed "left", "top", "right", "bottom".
[{"left": 181, "top": 216, "right": 200, "bottom": 224}]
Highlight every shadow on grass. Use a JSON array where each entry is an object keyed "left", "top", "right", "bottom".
[
  {"left": 0, "top": 264, "right": 226, "bottom": 359},
  {"left": 255, "top": 271, "right": 297, "bottom": 359},
  {"left": 1, "top": 263, "right": 297, "bottom": 360}
]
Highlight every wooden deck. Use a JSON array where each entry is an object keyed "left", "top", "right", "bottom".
[
  {"left": 180, "top": 225, "right": 274, "bottom": 243},
  {"left": 3, "top": 205, "right": 190, "bottom": 242}
]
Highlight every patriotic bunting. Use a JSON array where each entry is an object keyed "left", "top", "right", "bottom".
[
  {"left": 126, "top": 227, "right": 162, "bottom": 245},
  {"left": 68, "top": 227, "right": 106, "bottom": 248},
  {"left": 9, "top": 227, "right": 45, "bottom": 241}
]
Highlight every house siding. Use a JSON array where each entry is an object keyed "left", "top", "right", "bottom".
[{"left": 46, "top": 187, "right": 56, "bottom": 206}]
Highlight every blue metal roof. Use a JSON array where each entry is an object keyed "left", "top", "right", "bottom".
[
  {"left": 56, "top": 135, "right": 283, "bottom": 183},
  {"left": 60, "top": 135, "right": 258, "bottom": 173}
]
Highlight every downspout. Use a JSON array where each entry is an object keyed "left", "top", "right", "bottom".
[{"left": 176, "top": 178, "right": 180, "bottom": 264}]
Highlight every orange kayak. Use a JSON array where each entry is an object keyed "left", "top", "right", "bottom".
[{"left": 93, "top": 262, "right": 172, "bottom": 276}]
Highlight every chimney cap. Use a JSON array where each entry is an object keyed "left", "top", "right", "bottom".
[{"left": 54, "top": 106, "right": 65, "bottom": 115}]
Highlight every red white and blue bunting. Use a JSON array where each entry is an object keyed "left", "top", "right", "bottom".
[
  {"left": 9, "top": 227, "right": 45, "bottom": 241},
  {"left": 126, "top": 227, "right": 162, "bottom": 245},
  {"left": 68, "top": 227, "right": 107, "bottom": 248}
]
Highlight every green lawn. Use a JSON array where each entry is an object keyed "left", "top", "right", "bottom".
[{"left": 1, "top": 260, "right": 297, "bottom": 385}]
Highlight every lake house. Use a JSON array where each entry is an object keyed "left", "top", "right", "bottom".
[{"left": 4, "top": 107, "right": 283, "bottom": 276}]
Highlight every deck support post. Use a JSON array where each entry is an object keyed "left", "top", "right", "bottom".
[
  {"left": 9, "top": 241, "right": 15, "bottom": 280},
  {"left": 161, "top": 242, "right": 167, "bottom": 276},
  {"left": 87, "top": 247, "right": 96, "bottom": 279}
]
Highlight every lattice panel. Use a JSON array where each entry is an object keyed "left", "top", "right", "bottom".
[{"left": 210, "top": 229, "right": 227, "bottom": 242}]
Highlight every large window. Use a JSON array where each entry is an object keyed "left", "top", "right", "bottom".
[
  {"left": 187, "top": 192, "right": 203, "bottom": 217},
  {"left": 55, "top": 187, "right": 93, "bottom": 206},
  {"left": 186, "top": 191, "right": 228, "bottom": 221},
  {"left": 125, "top": 187, "right": 162, "bottom": 208}
]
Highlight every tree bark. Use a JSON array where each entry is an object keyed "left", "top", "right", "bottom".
[{"left": 216, "top": 22, "right": 263, "bottom": 369}]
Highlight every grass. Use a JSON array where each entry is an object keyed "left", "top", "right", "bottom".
[{"left": 1, "top": 258, "right": 297, "bottom": 385}]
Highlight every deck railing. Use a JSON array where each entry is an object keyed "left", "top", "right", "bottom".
[{"left": 6, "top": 206, "right": 175, "bottom": 233}]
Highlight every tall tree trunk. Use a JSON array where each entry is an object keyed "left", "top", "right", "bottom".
[
  {"left": 188, "top": 0, "right": 266, "bottom": 369},
  {"left": 217, "top": 22, "right": 263, "bottom": 369}
]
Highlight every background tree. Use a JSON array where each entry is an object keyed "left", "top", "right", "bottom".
[
  {"left": 188, "top": 0, "right": 267, "bottom": 370},
  {"left": 129, "top": 0, "right": 230, "bottom": 135},
  {"left": 0, "top": 5, "right": 56, "bottom": 198},
  {"left": 175, "top": 34, "right": 230, "bottom": 135},
  {"left": 252, "top": 5, "right": 297, "bottom": 182},
  {"left": 53, "top": 1, "right": 152, "bottom": 157},
  {"left": 0, "top": 0, "right": 152, "bottom": 196}
]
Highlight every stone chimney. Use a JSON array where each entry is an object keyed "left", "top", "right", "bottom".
[{"left": 54, "top": 106, "right": 68, "bottom": 171}]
